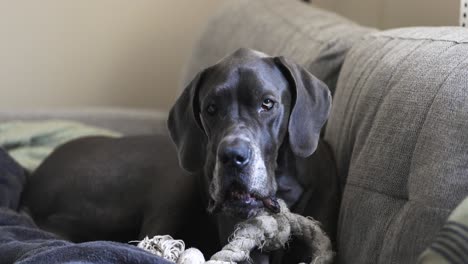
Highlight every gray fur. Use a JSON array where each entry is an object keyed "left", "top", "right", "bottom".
[{"left": 168, "top": 48, "right": 339, "bottom": 263}]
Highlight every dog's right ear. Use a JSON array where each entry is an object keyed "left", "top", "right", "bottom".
[
  {"left": 274, "top": 56, "right": 332, "bottom": 158},
  {"left": 168, "top": 72, "right": 206, "bottom": 173}
]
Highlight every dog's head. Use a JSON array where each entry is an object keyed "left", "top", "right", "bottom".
[{"left": 168, "top": 48, "right": 331, "bottom": 219}]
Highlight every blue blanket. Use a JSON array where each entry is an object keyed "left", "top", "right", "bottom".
[{"left": 0, "top": 148, "right": 170, "bottom": 264}]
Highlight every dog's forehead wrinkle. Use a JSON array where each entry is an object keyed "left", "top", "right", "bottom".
[
  {"left": 215, "top": 56, "right": 271, "bottom": 78},
  {"left": 238, "top": 68, "right": 288, "bottom": 96},
  {"left": 204, "top": 62, "right": 287, "bottom": 105},
  {"left": 203, "top": 64, "right": 239, "bottom": 88},
  {"left": 198, "top": 85, "right": 234, "bottom": 110}
]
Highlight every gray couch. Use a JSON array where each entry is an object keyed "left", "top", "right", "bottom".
[{"left": 2, "top": 0, "right": 467, "bottom": 263}]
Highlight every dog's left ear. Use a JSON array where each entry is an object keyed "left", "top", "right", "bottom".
[
  {"left": 274, "top": 56, "right": 332, "bottom": 157},
  {"left": 167, "top": 72, "right": 206, "bottom": 173}
]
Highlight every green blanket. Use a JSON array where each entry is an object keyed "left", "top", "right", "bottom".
[
  {"left": 0, "top": 120, "right": 121, "bottom": 172},
  {"left": 418, "top": 196, "right": 468, "bottom": 263}
]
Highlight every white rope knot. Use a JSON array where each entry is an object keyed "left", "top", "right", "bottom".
[
  {"left": 134, "top": 235, "right": 185, "bottom": 262},
  {"left": 136, "top": 199, "right": 334, "bottom": 264}
]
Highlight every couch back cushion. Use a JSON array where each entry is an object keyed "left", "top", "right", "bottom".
[
  {"left": 325, "top": 27, "right": 468, "bottom": 263},
  {"left": 182, "top": 0, "right": 374, "bottom": 95}
]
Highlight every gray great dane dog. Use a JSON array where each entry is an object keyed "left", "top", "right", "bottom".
[
  {"left": 168, "top": 48, "right": 339, "bottom": 263},
  {"left": 21, "top": 48, "right": 339, "bottom": 263}
]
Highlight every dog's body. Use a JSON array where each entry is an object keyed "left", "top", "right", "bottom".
[
  {"left": 21, "top": 49, "right": 340, "bottom": 263},
  {"left": 21, "top": 135, "right": 218, "bottom": 254}
]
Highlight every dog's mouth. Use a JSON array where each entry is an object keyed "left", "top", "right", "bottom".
[
  {"left": 220, "top": 184, "right": 280, "bottom": 219},
  {"left": 227, "top": 187, "right": 261, "bottom": 205}
]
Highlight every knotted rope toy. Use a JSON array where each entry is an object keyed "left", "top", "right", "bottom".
[{"left": 134, "top": 199, "right": 334, "bottom": 264}]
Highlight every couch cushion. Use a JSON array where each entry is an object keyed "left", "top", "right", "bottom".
[
  {"left": 0, "top": 108, "right": 168, "bottom": 136},
  {"left": 325, "top": 27, "right": 468, "bottom": 263},
  {"left": 182, "top": 0, "right": 374, "bottom": 95}
]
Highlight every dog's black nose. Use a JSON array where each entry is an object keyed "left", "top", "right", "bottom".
[{"left": 219, "top": 140, "right": 251, "bottom": 168}]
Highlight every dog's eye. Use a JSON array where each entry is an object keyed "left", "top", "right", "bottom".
[
  {"left": 261, "top": 99, "right": 275, "bottom": 111},
  {"left": 206, "top": 104, "right": 217, "bottom": 115}
]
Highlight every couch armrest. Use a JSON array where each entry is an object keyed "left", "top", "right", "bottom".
[{"left": 0, "top": 107, "right": 168, "bottom": 136}]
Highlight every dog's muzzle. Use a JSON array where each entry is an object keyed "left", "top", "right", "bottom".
[
  {"left": 224, "top": 182, "right": 280, "bottom": 217},
  {"left": 209, "top": 136, "right": 279, "bottom": 218}
]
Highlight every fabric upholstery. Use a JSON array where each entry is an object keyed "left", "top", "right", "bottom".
[
  {"left": 182, "top": 0, "right": 375, "bottom": 95},
  {"left": 325, "top": 27, "right": 468, "bottom": 264}
]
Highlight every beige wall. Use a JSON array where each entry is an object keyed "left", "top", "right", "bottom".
[
  {"left": 0, "top": 1, "right": 461, "bottom": 111},
  {"left": 314, "top": 0, "right": 460, "bottom": 29},
  {"left": 0, "top": 1, "right": 223, "bottom": 111}
]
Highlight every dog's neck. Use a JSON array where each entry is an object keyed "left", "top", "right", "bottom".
[{"left": 275, "top": 140, "right": 304, "bottom": 208}]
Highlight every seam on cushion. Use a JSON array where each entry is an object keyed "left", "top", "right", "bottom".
[
  {"left": 350, "top": 40, "right": 429, "bottom": 193},
  {"left": 344, "top": 182, "right": 406, "bottom": 263},
  {"left": 334, "top": 39, "right": 394, "bottom": 157},
  {"left": 406, "top": 42, "right": 463, "bottom": 166},
  {"left": 338, "top": 39, "right": 396, "bottom": 180},
  {"left": 346, "top": 182, "right": 407, "bottom": 200},
  {"left": 386, "top": 203, "right": 412, "bottom": 264},
  {"left": 387, "top": 201, "right": 454, "bottom": 263},
  {"left": 367, "top": 34, "right": 468, "bottom": 45},
  {"left": 407, "top": 47, "right": 468, "bottom": 193},
  {"left": 357, "top": 42, "right": 457, "bottom": 202},
  {"left": 344, "top": 185, "right": 451, "bottom": 263},
  {"left": 342, "top": 183, "right": 405, "bottom": 262},
  {"left": 357, "top": 39, "right": 428, "bottom": 139},
  {"left": 331, "top": 38, "right": 395, "bottom": 188},
  {"left": 409, "top": 200, "right": 456, "bottom": 213},
  {"left": 347, "top": 182, "right": 455, "bottom": 211},
  {"left": 345, "top": 39, "right": 406, "bottom": 156}
]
